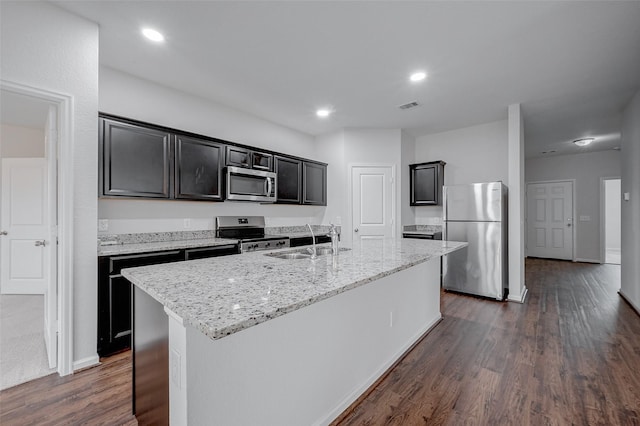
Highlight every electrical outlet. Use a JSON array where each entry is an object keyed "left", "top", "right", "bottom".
[
  {"left": 98, "top": 219, "right": 108, "bottom": 232},
  {"left": 579, "top": 215, "right": 591, "bottom": 222},
  {"left": 183, "top": 219, "right": 191, "bottom": 229}
]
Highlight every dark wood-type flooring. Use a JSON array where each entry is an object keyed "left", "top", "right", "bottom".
[
  {"left": 336, "top": 258, "right": 640, "bottom": 425},
  {"left": 1, "top": 259, "right": 638, "bottom": 425}
]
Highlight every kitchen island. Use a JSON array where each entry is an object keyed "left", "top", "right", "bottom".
[{"left": 123, "top": 237, "right": 466, "bottom": 425}]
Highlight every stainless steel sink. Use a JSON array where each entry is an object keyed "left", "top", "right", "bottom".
[
  {"left": 272, "top": 253, "right": 312, "bottom": 260},
  {"left": 266, "top": 247, "right": 350, "bottom": 260}
]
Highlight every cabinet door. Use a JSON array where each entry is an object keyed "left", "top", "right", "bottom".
[
  {"left": 275, "top": 156, "right": 302, "bottom": 203},
  {"left": 100, "top": 118, "right": 173, "bottom": 198},
  {"left": 109, "top": 275, "right": 132, "bottom": 345},
  {"left": 410, "top": 161, "right": 445, "bottom": 206},
  {"left": 175, "top": 135, "right": 224, "bottom": 201},
  {"left": 302, "top": 162, "right": 327, "bottom": 205},
  {"left": 226, "top": 146, "right": 251, "bottom": 168},
  {"left": 251, "top": 151, "right": 273, "bottom": 171}
]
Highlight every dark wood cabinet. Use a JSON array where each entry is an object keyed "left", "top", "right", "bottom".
[
  {"left": 275, "top": 156, "right": 302, "bottom": 204},
  {"left": 302, "top": 162, "right": 327, "bottom": 205},
  {"left": 175, "top": 135, "right": 224, "bottom": 201},
  {"left": 409, "top": 161, "right": 445, "bottom": 206},
  {"left": 100, "top": 117, "right": 173, "bottom": 198},
  {"left": 98, "top": 244, "right": 239, "bottom": 357},
  {"left": 226, "top": 146, "right": 273, "bottom": 171},
  {"left": 289, "top": 234, "right": 331, "bottom": 247}
]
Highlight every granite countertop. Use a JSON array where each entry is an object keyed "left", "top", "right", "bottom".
[
  {"left": 122, "top": 238, "right": 467, "bottom": 341},
  {"left": 98, "top": 237, "right": 239, "bottom": 257}
]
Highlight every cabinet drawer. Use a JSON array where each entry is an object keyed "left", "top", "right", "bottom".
[
  {"left": 185, "top": 244, "right": 239, "bottom": 260},
  {"left": 109, "top": 250, "right": 184, "bottom": 275}
]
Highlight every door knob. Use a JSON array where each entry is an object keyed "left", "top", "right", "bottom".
[
  {"left": 35, "top": 240, "right": 46, "bottom": 247},
  {"left": 0, "top": 230, "right": 7, "bottom": 236},
  {"left": 354, "top": 228, "right": 359, "bottom": 233}
]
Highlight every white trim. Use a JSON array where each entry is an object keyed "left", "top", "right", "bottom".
[
  {"left": 72, "top": 355, "right": 100, "bottom": 372},
  {"left": 619, "top": 290, "right": 640, "bottom": 316},
  {"left": 575, "top": 258, "right": 602, "bottom": 264},
  {"left": 599, "top": 176, "right": 622, "bottom": 265},
  {"left": 1, "top": 79, "right": 75, "bottom": 377},
  {"left": 508, "top": 287, "right": 528, "bottom": 304},
  {"left": 525, "top": 179, "right": 576, "bottom": 262}
]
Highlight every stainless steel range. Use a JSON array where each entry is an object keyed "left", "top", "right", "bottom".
[{"left": 215, "top": 216, "right": 289, "bottom": 253}]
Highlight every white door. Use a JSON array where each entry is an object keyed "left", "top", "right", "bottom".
[
  {"left": 526, "top": 181, "right": 573, "bottom": 260},
  {"left": 1, "top": 158, "right": 50, "bottom": 294},
  {"left": 351, "top": 166, "right": 395, "bottom": 243}
]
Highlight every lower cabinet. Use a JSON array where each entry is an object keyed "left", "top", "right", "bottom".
[
  {"left": 289, "top": 235, "right": 331, "bottom": 247},
  {"left": 97, "top": 244, "right": 239, "bottom": 357}
]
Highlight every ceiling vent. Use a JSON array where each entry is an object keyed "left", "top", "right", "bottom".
[{"left": 398, "top": 101, "right": 420, "bottom": 110}]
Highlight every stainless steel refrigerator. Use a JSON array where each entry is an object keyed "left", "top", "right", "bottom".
[{"left": 443, "top": 182, "right": 508, "bottom": 300}]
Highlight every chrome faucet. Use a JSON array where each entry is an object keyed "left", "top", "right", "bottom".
[{"left": 306, "top": 224, "right": 317, "bottom": 259}]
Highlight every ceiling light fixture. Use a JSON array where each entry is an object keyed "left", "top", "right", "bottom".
[
  {"left": 409, "top": 72, "right": 427, "bottom": 82},
  {"left": 316, "top": 109, "right": 331, "bottom": 118},
  {"left": 142, "top": 28, "right": 165, "bottom": 42},
  {"left": 573, "top": 138, "right": 594, "bottom": 147}
]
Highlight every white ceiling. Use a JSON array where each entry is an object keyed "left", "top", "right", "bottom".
[{"left": 54, "top": 1, "right": 640, "bottom": 158}]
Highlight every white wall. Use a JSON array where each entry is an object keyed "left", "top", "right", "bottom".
[
  {"left": 0, "top": 124, "right": 45, "bottom": 158},
  {"left": 316, "top": 130, "right": 346, "bottom": 228},
  {"left": 400, "top": 130, "right": 416, "bottom": 227},
  {"left": 1, "top": 1, "right": 99, "bottom": 367},
  {"left": 604, "top": 179, "right": 621, "bottom": 250},
  {"left": 525, "top": 150, "right": 621, "bottom": 262},
  {"left": 620, "top": 89, "right": 640, "bottom": 313},
  {"left": 99, "top": 67, "right": 327, "bottom": 233},
  {"left": 413, "top": 120, "right": 509, "bottom": 223}
]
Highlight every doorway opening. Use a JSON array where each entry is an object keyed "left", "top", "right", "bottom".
[
  {"left": 0, "top": 80, "right": 74, "bottom": 388},
  {"left": 602, "top": 177, "right": 621, "bottom": 265}
]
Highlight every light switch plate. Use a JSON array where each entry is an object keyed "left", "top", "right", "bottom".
[
  {"left": 624, "top": 192, "right": 630, "bottom": 201},
  {"left": 98, "top": 219, "right": 108, "bottom": 232},
  {"left": 579, "top": 215, "right": 591, "bottom": 221}
]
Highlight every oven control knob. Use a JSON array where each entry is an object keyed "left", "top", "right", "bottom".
[{"left": 265, "top": 242, "right": 271, "bottom": 247}]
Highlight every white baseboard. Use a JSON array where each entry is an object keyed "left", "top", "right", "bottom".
[
  {"left": 575, "top": 258, "right": 602, "bottom": 264},
  {"left": 619, "top": 290, "right": 640, "bottom": 316},
  {"left": 73, "top": 354, "right": 100, "bottom": 372},
  {"left": 508, "top": 286, "right": 528, "bottom": 303}
]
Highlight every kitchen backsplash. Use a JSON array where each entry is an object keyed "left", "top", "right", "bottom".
[{"left": 403, "top": 224, "right": 442, "bottom": 233}]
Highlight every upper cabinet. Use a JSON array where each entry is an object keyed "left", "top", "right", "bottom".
[
  {"left": 409, "top": 161, "right": 445, "bottom": 206},
  {"left": 302, "top": 162, "right": 327, "bottom": 206},
  {"left": 275, "top": 158, "right": 327, "bottom": 206},
  {"left": 226, "top": 146, "right": 273, "bottom": 171},
  {"left": 275, "top": 156, "right": 302, "bottom": 204},
  {"left": 100, "top": 117, "right": 173, "bottom": 198},
  {"left": 175, "top": 135, "right": 224, "bottom": 201},
  {"left": 99, "top": 114, "right": 326, "bottom": 204}
]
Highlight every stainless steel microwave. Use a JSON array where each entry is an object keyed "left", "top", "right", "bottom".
[{"left": 226, "top": 166, "right": 277, "bottom": 202}]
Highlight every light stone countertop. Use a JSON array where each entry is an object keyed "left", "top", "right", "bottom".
[
  {"left": 122, "top": 238, "right": 467, "bottom": 341},
  {"left": 98, "top": 237, "right": 239, "bottom": 257}
]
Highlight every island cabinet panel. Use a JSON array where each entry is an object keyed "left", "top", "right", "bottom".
[
  {"left": 98, "top": 245, "right": 239, "bottom": 357},
  {"left": 174, "top": 135, "right": 224, "bottom": 201},
  {"left": 302, "top": 161, "right": 327, "bottom": 205},
  {"left": 410, "top": 161, "right": 445, "bottom": 206},
  {"left": 100, "top": 117, "right": 173, "bottom": 198},
  {"left": 274, "top": 155, "right": 302, "bottom": 203}
]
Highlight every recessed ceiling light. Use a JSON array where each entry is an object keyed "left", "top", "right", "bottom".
[
  {"left": 316, "top": 109, "right": 332, "bottom": 118},
  {"left": 409, "top": 72, "right": 427, "bottom": 82},
  {"left": 573, "top": 138, "right": 594, "bottom": 147},
  {"left": 142, "top": 28, "right": 164, "bottom": 42}
]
